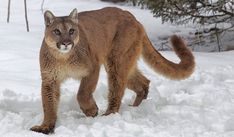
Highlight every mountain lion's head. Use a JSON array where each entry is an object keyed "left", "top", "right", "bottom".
[{"left": 44, "top": 9, "right": 79, "bottom": 54}]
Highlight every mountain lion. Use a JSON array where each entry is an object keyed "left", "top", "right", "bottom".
[{"left": 30, "top": 7, "right": 195, "bottom": 134}]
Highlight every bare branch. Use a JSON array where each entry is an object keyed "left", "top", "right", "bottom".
[
  {"left": 7, "top": 0, "right": 11, "bottom": 23},
  {"left": 24, "top": 0, "right": 29, "bottom": 32},
  {"left": 41, "top": 0, "right": 45, "bottom": 14}
]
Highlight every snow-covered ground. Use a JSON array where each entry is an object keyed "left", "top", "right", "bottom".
[{"left": 0, "top": 0, "right": 234, "bottom": 137}]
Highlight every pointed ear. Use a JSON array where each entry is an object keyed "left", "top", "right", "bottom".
[
  {"left": 69, "top": 8, "right": 78, "bottom": 23},
  {"left": 44, "top": 10, "right": 55, "bottom": 26}
]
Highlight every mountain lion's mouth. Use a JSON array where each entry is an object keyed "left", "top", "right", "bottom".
[{"left": 58, "top": 44, "right": 73, "bottom": 54}]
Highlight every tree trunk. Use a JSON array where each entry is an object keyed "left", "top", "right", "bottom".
[{"left": 215, "top": 31, "right": 221, "bottom": 52}]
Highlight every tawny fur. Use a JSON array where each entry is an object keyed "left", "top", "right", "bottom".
[
  {"left": 142, "top": 35, "right": 195, "bottom": 80},
  {"left": 30, "top": 7, "right": 195, "bottom": 134}
]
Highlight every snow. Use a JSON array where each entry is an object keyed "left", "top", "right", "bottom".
[{"left": 0, "top": 0, "right": 234, "bottom": 137}]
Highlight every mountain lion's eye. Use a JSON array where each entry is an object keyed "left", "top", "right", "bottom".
[
  {"left": 53, "top": 29, "right": 61, "bottom": 36},
  {"left": 69, "top": 29, "right": 75, "bottom": 35}
]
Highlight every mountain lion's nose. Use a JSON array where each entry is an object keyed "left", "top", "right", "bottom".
[{"left": 62, "top": 41, "right": 72, "bottom": 46}]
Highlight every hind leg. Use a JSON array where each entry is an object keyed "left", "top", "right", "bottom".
[
  {"left": 104, "top": 51, "right": 142, "bottom": 115},
  {"left": 104, "top": 68, "right": 128, "bottom": 115},
  {"left": 104, "top": 51, "right": 137, "bottom": 115},
  {"left": 127, "top": 69, "right": 150, "bottom": 106},
  {"left": 104, "top": 23, "right": 143, "bottom": 115}
]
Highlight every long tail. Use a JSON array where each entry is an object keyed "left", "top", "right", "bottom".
[{"left": 142, "top": 35, "right": 195, "bottom": 80}]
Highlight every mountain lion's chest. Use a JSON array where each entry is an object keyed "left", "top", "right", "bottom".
[{"left": 56, "top": 63, "right": 89, "bottom": 81}]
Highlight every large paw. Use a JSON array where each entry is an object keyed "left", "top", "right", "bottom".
[
  {"left": 30, "top": 124, "right": 55, "bottom": 134},
  {"left": 132, "top": 93, "right": 145, "bottom": 107},
  {"left": 132, "top": 89, "right": 149, "bottom": 106},
  {"left": 81, "top": 104, "right": 98, "bottom": 117}
]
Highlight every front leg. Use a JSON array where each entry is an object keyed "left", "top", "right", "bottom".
[
  {"left": 77, "top": 66, "right": 100, "bottom": 117},
  {"left": 31, "top": 79, "right": 60, "bottom": 134}
]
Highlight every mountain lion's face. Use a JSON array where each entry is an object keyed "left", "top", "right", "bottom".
[{"left": 44, "top": 9, "right": 79, "bottom": 54}]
